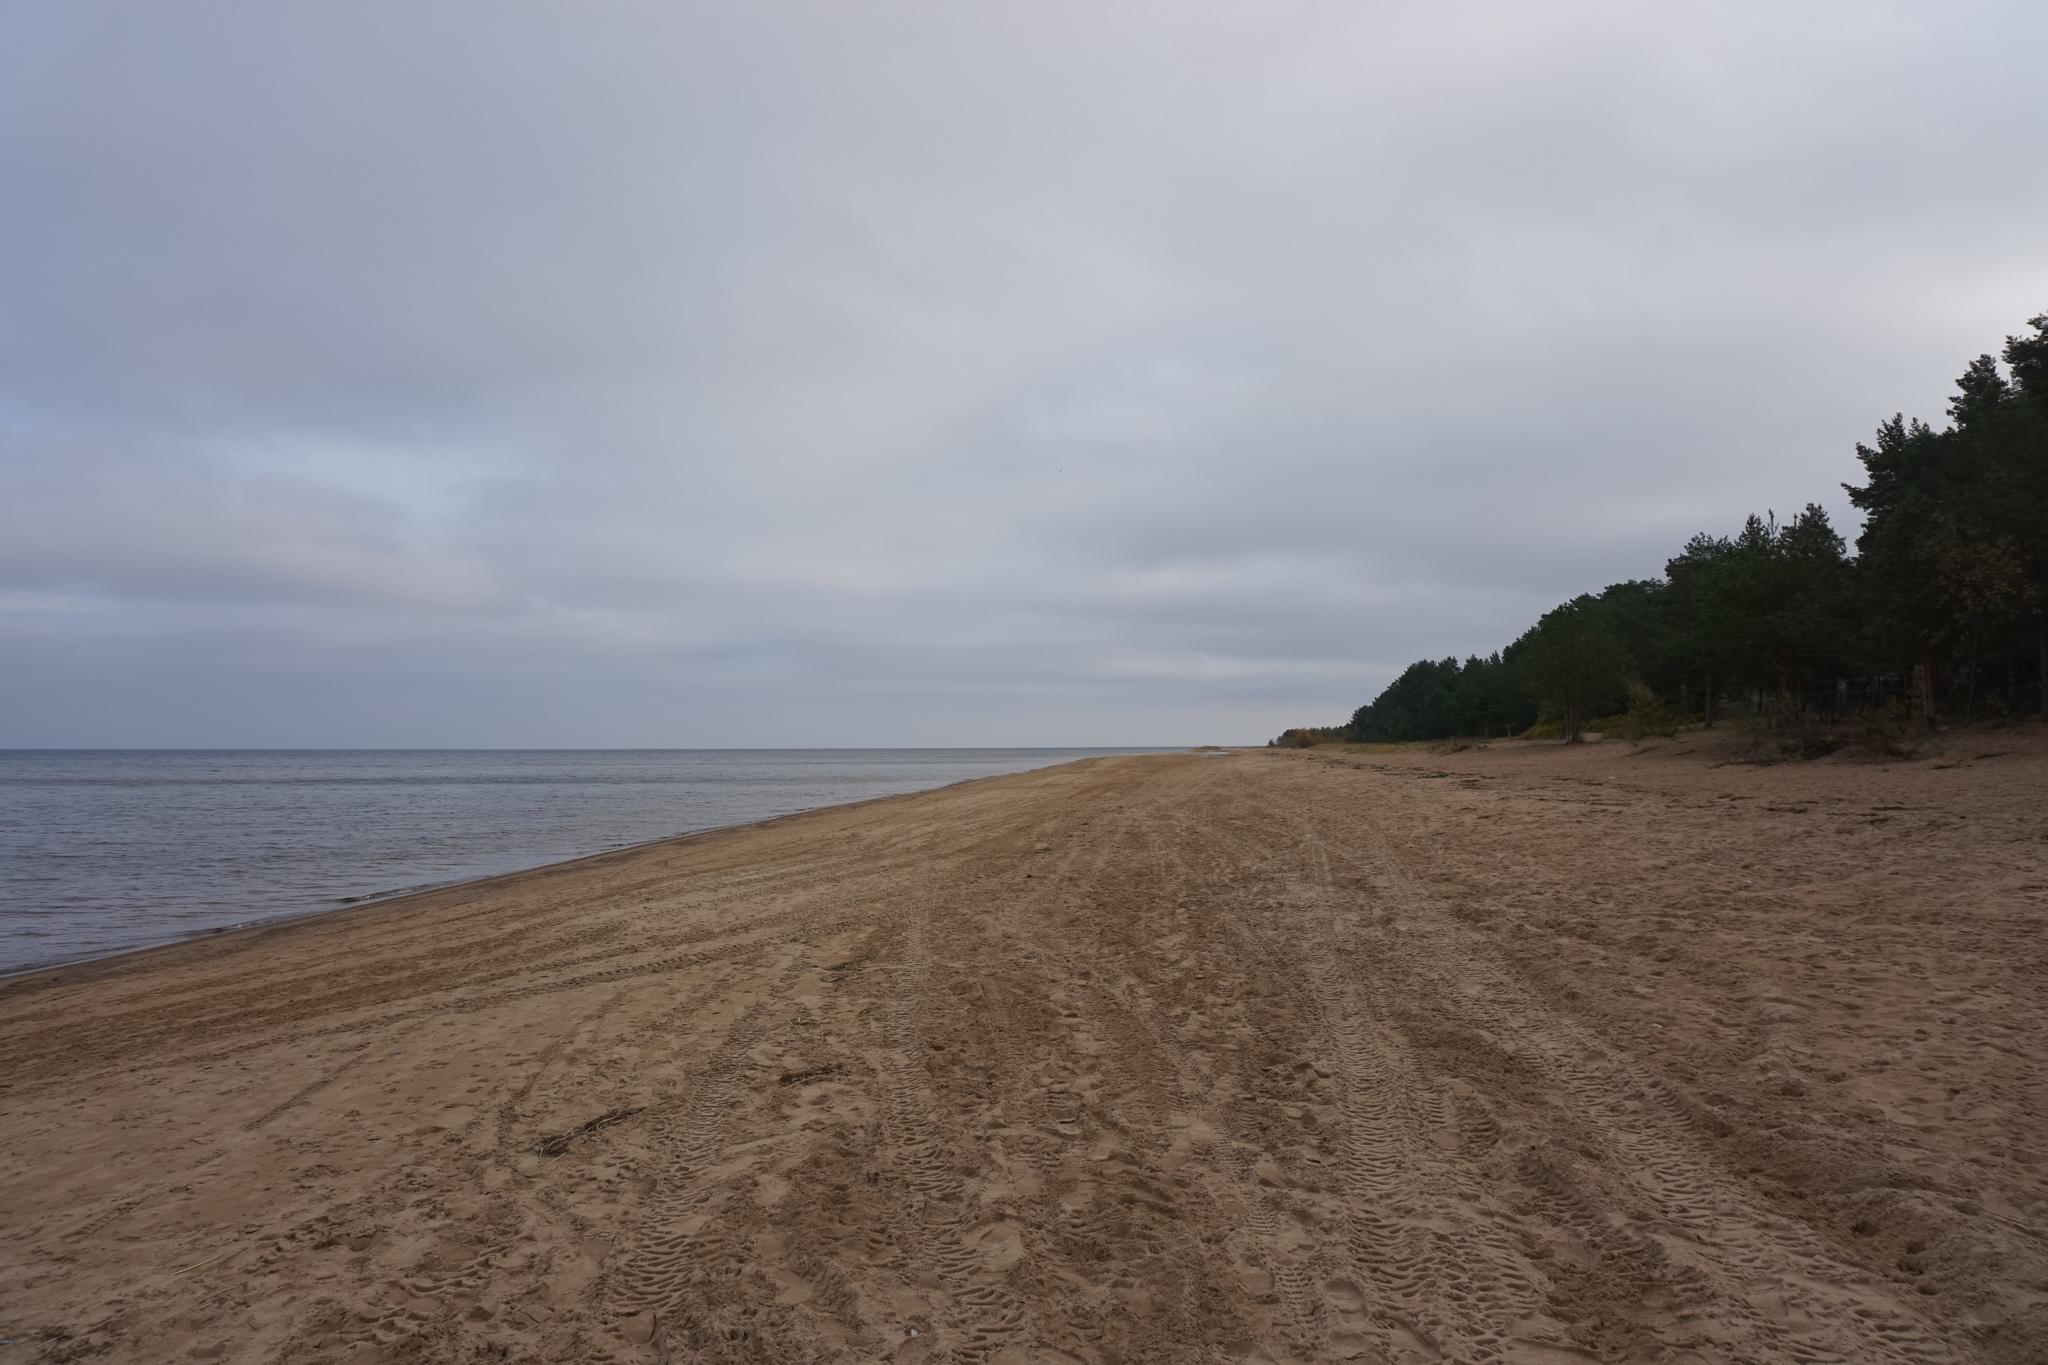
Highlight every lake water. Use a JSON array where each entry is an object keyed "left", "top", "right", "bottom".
[{"left": 0, "top": 749, "right": 1143, "bottom": 975}]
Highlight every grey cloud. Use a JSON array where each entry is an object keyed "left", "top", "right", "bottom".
[{"left": 2, "top": 1, "right": 2045, "bottom": 745}]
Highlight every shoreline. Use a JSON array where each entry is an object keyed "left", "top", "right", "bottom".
[
  {"left": 3, "top": 743, "right": 2041, "bottom": 1362},
  {"left": 0, "top": 752, "right": 1163, "bottom": 993}
]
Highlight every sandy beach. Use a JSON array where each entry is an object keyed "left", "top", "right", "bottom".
[{"left": 2, "top": 736, "right": 2044, "bottom": 1365}]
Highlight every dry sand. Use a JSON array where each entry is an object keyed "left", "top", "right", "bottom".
[{"left": 3, "top": 732, "right": 2046, "bottom": 1365}]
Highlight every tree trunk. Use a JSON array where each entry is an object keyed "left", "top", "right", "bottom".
[
  {"left": 1775, "top": 661, "right": 1798, "bottom": 729},
  {"left": 2039, "top": 623, "right": 2047, "bottom": 721}
]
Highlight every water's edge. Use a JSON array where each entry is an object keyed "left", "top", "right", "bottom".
[{"left": 0, "top": 751, "right": 1159, "bottom": 984}]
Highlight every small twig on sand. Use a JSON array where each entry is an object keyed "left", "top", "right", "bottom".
[
  {"left": 171, "top": 1246, "right": 239, "bottom": 1278},
  {"left": 536, "top": 1106, "right": 645, "bottom": 1157}
]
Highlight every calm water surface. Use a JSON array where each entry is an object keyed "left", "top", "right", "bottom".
[{"left": 0, "top": 749, "right": 1142, "bottom": 975}]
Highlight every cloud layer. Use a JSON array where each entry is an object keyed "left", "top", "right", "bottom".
[{"left": 3, "top": 1, "right": 2045, "bottom": 745}]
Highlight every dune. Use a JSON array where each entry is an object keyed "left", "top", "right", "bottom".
[{"left": 2, "top": 737, "right": 2044, "bottom": 1364}]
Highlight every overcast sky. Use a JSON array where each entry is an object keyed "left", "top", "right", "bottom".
[{"left": 2, "top": 2, "right": 2044, "bottom": 747}]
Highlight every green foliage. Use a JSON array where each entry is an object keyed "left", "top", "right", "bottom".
[
  {"left": 1583, "top": 679, "right": 1684, "bottom": 742},
  {"left": 1332, "top": 313, "right": 2048, "bottom": 743},
  {"left": 1517, "top": 597, "right": 1626, "bottom": 743},
  {"left": 1669, "top": 504, "right": 1857, "bottom": 707},
  {"left": 1624, "top": 678, "right": 1684, "bottom": 739},
  {"left": 1347, "top": 652, "right": 1536, "bottom": 742},
  {"left": 1846, "top": 320, "right": 2048, "bottom": 715}
]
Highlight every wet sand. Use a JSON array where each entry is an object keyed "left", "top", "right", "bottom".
[{"left": 2, "top": 735, "right": 2044, "bottom": 1364}]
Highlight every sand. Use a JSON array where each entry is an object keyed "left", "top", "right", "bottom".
[{"left": 2, "top": 732, "right": 2045, "bottom": 1365}]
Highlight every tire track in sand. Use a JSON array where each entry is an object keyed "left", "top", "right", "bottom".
[
  {"left": 1347, "top": 820, "right": 1957, "bottom": 1365},
  {"left": 607, "top": 958, "right": 809, "bottom": 1329},
  {"left": 1237, "top": 770, "right": 1960, "bottom": 1365},
  {"left": 872, "top": 903, "right": 1033, "bottom": 1365}
]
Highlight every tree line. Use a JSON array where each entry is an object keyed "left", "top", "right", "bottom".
[{"left": 1308, "top": 315, "right": 2048, "bottom": 746}]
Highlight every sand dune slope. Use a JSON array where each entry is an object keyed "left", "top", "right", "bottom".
[{"left": 2, "top": 740, "right": 2044, "bottom": 1364}]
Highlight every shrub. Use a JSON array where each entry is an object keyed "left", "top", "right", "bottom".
[{"left": 1269, "top": 726, "right": 1346, "bottom": 748}]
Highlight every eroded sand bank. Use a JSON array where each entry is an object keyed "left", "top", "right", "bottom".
[{"left": 2, "top": 738, "right": 2045, "bottom": 1364}]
